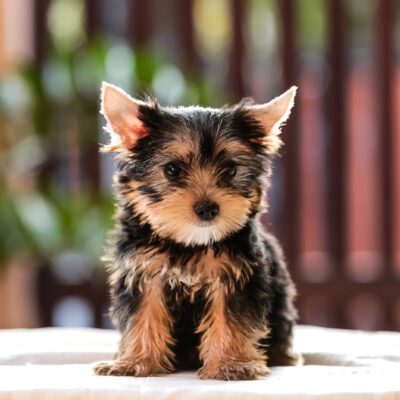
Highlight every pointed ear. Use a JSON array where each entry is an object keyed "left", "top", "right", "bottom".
[
  {"left": 246, "top": 86, "right": 297, "bottom": 154},
  {"left": 100, "top": 82, "right": 150, "bottom": 152}
]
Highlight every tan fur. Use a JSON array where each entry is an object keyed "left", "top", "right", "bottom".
[
  {"left": 162, "top": 136, "right": 197, "bottom": 159},
  {"left": 126, "top": 165, "right": 253, "bottom": 246},
  {"left": 94, "top": 274, "right": 175, "bottom": 376},
  {"left": 215, "top": 138, "right": 252, "bottom": 156},
  {"left": 196, "top": 279, "right": 270, "bottom": 380}
]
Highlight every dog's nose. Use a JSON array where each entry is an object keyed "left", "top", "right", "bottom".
[{"left": 194, "top": 201, "right": 219, "bottom": 221}]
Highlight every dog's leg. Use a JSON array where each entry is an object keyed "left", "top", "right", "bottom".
[
  {"left": 94, "top": 275, "right": 175, "bottom": 376},
  {"left": 196, "top": 280, "right": 270, "bottom": 380}
]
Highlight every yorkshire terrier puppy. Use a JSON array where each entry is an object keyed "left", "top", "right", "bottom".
[{"left": 94, "top": 82, "right": 301, "bottom": 380}]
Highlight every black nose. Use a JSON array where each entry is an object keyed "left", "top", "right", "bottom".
[{"left": 194, "top": 201, "right": 219, "bottom": 221}]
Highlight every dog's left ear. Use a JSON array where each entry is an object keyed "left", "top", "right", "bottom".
[
  {"left": 100, "top": 82, "right": 151, "bottom": 152},
  {"left": 246, "top": 86, "right": 297, "bottom": 154}
]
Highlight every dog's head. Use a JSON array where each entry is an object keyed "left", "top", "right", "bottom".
[{"left": 100, "top": 82, "right": 296, "bottom": 246}]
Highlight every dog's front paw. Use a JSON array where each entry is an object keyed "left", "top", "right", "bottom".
[
  {"left": 93, "top": 360, "right": 161, "bottom": 377},
  {"left": 93, "top": 360, "right": 132, "bottom": 376},
  {"left": 198, "top": 360, "right": 270, "bottom": 380}
]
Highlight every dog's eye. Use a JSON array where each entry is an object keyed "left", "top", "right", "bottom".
[
  {"left": 164, "top": 163, "right": 182, "bottom": 178},
  {"left": 224, "top": 166, "right": 237, "bottom": 179}
]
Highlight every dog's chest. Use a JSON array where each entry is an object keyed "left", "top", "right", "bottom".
[
  {"left": 129, "top": 246, "right": 252, "bottom": 301},
  {"left": 165, "top": 249, "right": 225, "bottom": 295},
  {"left": 165, "top": 248, "right": 254, "bottom": 303}
]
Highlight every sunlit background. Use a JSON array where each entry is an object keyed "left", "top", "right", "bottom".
[{"left": 0, "top": 0, "right": 399, "bottom": 331}]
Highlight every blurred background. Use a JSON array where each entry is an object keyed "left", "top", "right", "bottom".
[{"left": 0, "top": 0, "right": 399, "bottom": 331}]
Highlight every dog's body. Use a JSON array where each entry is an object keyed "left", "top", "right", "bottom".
[{"left": 94, "top": 83, "right": 300, "bottom": 380}]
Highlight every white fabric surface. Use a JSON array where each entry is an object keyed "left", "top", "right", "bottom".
[{"left": 0, "top": 325, "right": 399, "bottom": 399}]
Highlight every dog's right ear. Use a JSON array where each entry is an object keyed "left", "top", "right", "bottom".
[{"left": 100, "top": 82, "right": 150, "bottom": 152}]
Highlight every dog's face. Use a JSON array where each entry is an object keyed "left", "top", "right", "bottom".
[{"left": 100, "top": 83, "right": 296, "bottom": 246}]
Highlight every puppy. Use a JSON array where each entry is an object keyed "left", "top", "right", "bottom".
[{"left": 94, "top": 82, "right": 301, "bottom": 380}]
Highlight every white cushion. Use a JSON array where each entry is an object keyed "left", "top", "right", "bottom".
[{"left": 0, "top": 325, "right": 399, "bottom": 399}]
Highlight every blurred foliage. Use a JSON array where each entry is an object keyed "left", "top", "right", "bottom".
[
  {"left": 298, "top": 0, "right": 326, "bottom": 50},
  {"left": 0, "top": 189, "right": 113, "bottom": 267},
  {"left": 0, "top": 36, "right": 218, "bottom": 270},
  {"left": 194, "top": 0, "right": 232, "bottom": 57}
]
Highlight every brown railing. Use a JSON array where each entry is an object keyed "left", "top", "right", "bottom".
[{"left": 33, "top": 0, "right": 399, "bottom": 331}]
